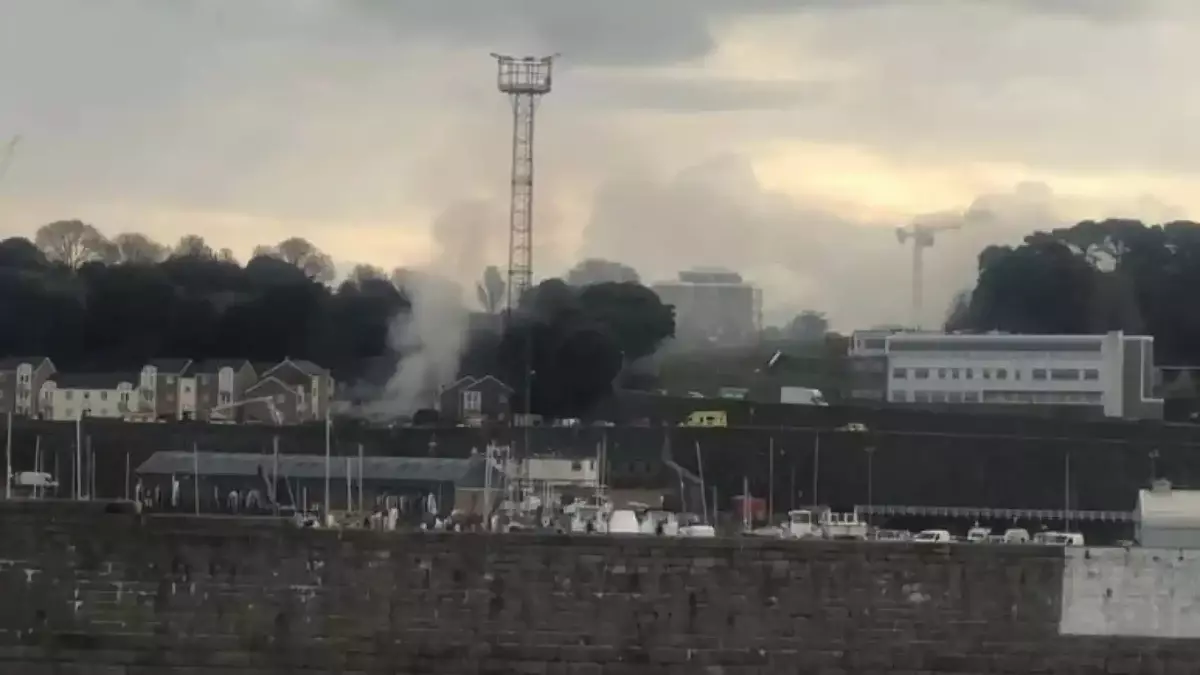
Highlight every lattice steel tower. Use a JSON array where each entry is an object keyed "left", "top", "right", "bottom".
[{"left": 492, "top": 53, "right": 556, "bottom": 315}]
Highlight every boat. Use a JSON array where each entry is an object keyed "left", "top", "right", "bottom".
[{"left": 820, "top": 509, "right": 869, "bottom": 540}]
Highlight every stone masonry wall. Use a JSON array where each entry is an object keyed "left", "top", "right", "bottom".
[{"left": 1, "top": 501, "right": 1199, "bottom": 674}]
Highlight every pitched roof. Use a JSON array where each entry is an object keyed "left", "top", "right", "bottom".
[
  {"left": 146, "top": 358, "right": 192, "bottom": 374},
  {"left": 49, "top": 372, "right": 139, "bottom": 389},
  {"left": 466, "top": 375, "right": 514, "bottom": 393},
  {"left": 191, "top": 359, "right": 252, "bottom": 374},
  {"left": 135, "top": 451, "right": 474, "bottom": 483},
  {"left": 245, "top": 375, "right": 299, "bottom": 395},
  {"left": 0, "top": 357, "right": 50, "bottom": 370}
]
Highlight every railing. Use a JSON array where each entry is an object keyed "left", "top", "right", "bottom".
[{"left": 856, "top": 504, "right": 1133, "bottom": 522}]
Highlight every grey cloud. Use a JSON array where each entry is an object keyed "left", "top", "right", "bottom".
[
  {"left": 573, "top": 74, "right": 836, "bottom": 113},
  {"left": 578, "top": 156, "right": 1161, "bottom": 330}
]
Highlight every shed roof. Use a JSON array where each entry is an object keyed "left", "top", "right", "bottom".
[
  {"left": 1136, "top": 486, "right": 1200, "bottom": 526},
  {"left": 136, "top": 451, "right": 475, "bottom": 483}
]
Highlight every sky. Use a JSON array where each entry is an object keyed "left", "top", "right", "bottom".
[{"left": 1, "top": 0, "right": 1199, "bottom": 329}]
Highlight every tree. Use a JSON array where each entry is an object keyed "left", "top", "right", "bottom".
[
  {"left": 255, "top": 237, "right": 334, "bottom": 283},
  {"left": 566, "top": 258, "right": 640, "bottom": 286},
  {"left": 34, "top": 220, "right": 109, "bottom": 269},
  {"left": 349, "top": 264, "right": 386, "bottom": 286},
  {"left": 476, "top": 265, "right": 505, "bottom": 313},
  {"left": 475, "top": 278, "right": 675, "bottom": 417},
  {"left": 957, "top": 219, "right": 1200, "bottom": 364},
  {"left": 113, "top": 233, "right": 167, "bottom": 264},
  {"left": 786, "top": 311, "right": 829, "bottom": 342},
  {"left": 173, "top": 235, "right": 215, "bottom": 259}
]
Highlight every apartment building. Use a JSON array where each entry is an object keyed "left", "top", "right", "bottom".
[
  {"left": 243, "top": 359, "right": 335, "bottom": 424},
  {"left": 40, "top": 373, "right": 138, "bottom": 421},
  {"left": 884, "top": 331, "right": 1162, "bottom": 420},
  {"left": 0, "top": 357, "right": 55, "bottom": 416},
  {"left": 191, "top": 360, "right": 257, "bottom": 420},
  {"left": 652, "top": 268, "right": 762, "bottom": 346}
]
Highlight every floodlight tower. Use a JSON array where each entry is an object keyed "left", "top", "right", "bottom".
[
  {"left": 492, "top": 53, "right": 557, "bottom": 316},
  {"left": 896, "top": 222, "right": 962, "bottom": 329}
]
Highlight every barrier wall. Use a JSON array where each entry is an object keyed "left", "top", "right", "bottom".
[{"left": 1, "top": 502, "right": 1199, "bottom": 673}]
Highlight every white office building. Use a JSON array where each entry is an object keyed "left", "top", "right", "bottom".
[
  {"left": 652, "top": 268, "right": 762, "bottom": 346},
  {"left": 884, "top": 331, "right": 1162, "bottom": 420}
]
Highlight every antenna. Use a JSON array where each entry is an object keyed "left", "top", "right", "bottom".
[
  {"left": 491, "top": 53, "right": 557, "bottom": 315},
  {"left": 895, "top": 221, "right": 962, "bottom": 329}
]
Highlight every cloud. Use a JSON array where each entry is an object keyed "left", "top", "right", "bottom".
[
  {"left": 579, "top": 156, "right": 1181, "bottom": 329},
  {"left": 2, "top": 0, "right": 1200, "bottom": 331}
]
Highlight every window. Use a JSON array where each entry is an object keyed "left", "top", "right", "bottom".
[
  {"left": 950, "top": 368, "right": 960, "bottom": 379},
  {"left": 64, "top": 408, "right": 73, "bottom": 419},
  {"left": 913, "top": 368, "right": 930, "bottom": 379},
  {"left": 570, "top": 460, "right": 583, "bottom": 471},
  {"left": 996, "top": 368, "right": 1008, "bottom": 380},
  {"left": 947, "top": 392, "right": 963, "bottom": 403},
  {"left": 930, "top": 391, "right": 947, "bottom": 403},
  {"left": 82, "top": 391, "right": 90, "bottom": 399},
  {"left": 1050, "top": 369, "right": 1079, "bottom": 381},
  {"left": 1083, "top": 369, "right": 1100, "bottom": 381},
  {"left": 1032, "top": 369, "right": 1047, "bottom": 380},
  {"left": 892, "top": 368, "right": 908, "bottom": 379},
  {"left": 913, "top": 391, "right": 931, "bottom": 403},
  {"left": 937, "top": 368, "right": 947, "bottom": 379},
  {"left": 64, "top": 391, "right": 73, "bottom": 400},
  {"left": 99, "top": 392, "right": 108, "bottom": 401},
  {"left": 964, "top": 391, "right": 980, "bottom": 403},
  {"left": 982, "top": 368, "right": 991, "bottom": 379},
  {"left": 165, "top": 375, "right": 176, "bottom": 384},
  {"left": 275, "top": 394, "right": 285, "bottom": 403},
  {"left": 890, "top": 390, "right": 908, "bottom": 402},
  {"left": 462, "top": 390, "right": 483, "bottom": 412},
  {"left": 965, "top": 368, "right": 974, "bottom": 380}
]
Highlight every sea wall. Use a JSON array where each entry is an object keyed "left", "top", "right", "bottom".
[{"left": 1, "top": 501, "right": 1199, "bottom": 673}]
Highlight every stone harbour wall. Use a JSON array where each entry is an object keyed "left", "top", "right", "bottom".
[{"left": 1, "top": 501, "right": 1200, "bottom": 674}]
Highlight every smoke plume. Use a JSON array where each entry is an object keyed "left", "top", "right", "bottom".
[{"left": 358, "top": 200, "right": 496, "bottom": 419}]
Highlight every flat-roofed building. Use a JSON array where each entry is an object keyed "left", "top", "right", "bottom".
[{"left": 884, "top": 331, "right": 1162, "bottom": 420}]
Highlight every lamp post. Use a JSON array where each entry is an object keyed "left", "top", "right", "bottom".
[
  {"left": 865, "top": 445, "right": 876, "bottom": 526},
  {"left": 1149, "top": 449, "right": 1160, "bottom": 483}
]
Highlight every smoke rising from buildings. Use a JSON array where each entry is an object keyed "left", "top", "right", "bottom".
[{"left": 358, "top": 200, "right": 497, "bottom": 419}]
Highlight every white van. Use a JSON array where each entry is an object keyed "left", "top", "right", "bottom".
[
  {"left": 913, "top": 529, "right": 952, "bottom": 543},
  {"left": 1034, "top": 531, "right": 1085, "bottom": 546},
  {"left": 1003, "top": 528, "right": 1030, "bottom": 544}
]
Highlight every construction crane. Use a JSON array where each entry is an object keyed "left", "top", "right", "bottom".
[
  {"left": 0, "top": 135, "right": 20, "bottom": 188},
  {"left": 896, "top": 221, "right": 962, "bottom": 329},
  {"left": 208, "top": 396, "right": 285, "bottom": 426}
]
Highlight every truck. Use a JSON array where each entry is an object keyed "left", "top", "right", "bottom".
[{"left": 780, "top": 386, "right": 828, "bottom": 406}]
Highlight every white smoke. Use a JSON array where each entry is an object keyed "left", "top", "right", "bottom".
[{"left": 357, "top": 200, "right": 497, "bottom": 419}]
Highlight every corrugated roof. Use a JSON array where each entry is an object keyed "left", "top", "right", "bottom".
[
  {"left": 136, "top": 451, "right": 475, "bottom": 483},
  {"left": 1137, "top": 486, "right": 1200, "bottom": 526}
]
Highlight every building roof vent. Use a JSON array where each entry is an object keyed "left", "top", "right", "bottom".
[{"left": 1151, "top": 478, "right": 1173, "bottom": 494}]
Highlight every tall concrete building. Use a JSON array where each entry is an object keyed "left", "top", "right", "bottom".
[{"left": 652, "top": 268, "right": 762, "bottom": 346}]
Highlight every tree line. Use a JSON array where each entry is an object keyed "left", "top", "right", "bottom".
[
  {"left": 950, "top": 218, "right": 1200, "bottom": 365},
  {"left": 0, "top": 221, "right": 676, "bottom": 416}
]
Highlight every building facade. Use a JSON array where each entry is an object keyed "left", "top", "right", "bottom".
[
  {"left": 0, "top": 357, "right": 55, "bottom": 417},
  {"left": 243, "top": 359, "right": 335, "bottom": 424},
  {"left": 652, "top": 268, "right": 762, "bottom": 346},
  {"left": 884, "top": 331, "right": 1162, "bottom": 420},
  {"left": 40, "top": 373, "right": 139, "bottom": 421},
  {"left": 845, "top": 330, "right": 896, "bottom": 402}
]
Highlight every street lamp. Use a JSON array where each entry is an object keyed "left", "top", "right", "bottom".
[{"left": 1149, "top": 449, "right": 1160, "bottom": 483}]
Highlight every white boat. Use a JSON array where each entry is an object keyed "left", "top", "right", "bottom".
[
  {"left": 782, "top": 509, "right": 820, "bottom": 539},
  {"left": 820, "top": 510, "right": 868, "bottom": 540}
]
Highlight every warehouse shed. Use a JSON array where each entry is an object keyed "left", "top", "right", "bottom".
[
  {"left": 1135, "top": 479, "right": 1200, "bottom": 548},
  {"left": 135, "top": 451, "right": 476, "bottom": 515}
]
